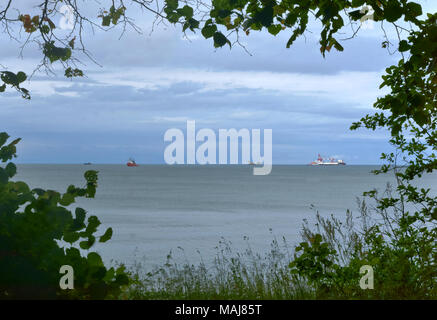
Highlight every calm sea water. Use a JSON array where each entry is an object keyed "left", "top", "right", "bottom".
[{"left": 13, "top": 165, "right": 437, "bottom": 270}]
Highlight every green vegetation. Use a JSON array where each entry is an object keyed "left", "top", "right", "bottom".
[
  {"left": 0, "top": 0, "right": 436, "bottom": 299},
  {"left": 0, "top": 133, "right": 129, "bottom": 299},
  {"left": 124, "top": 237, "right": 305, "bottom": 300},
  {"left": 291, "top": 193, "right": 436, "bottom": 299}
]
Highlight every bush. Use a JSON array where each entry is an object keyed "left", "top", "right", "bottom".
[
  {"left": 125, "top": 237, "right": 311, "bottom": 300},
  {"left": 290, "top": 187, "right": 436, "bottom": 299},
  {"left": 0, "top": 132, "right": 129, "bottom": 299}
]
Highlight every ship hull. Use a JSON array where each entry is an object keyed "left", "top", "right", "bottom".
[
  {"left": 310, "top": 154, "right": 346, "bottom": 166},
  {"left": 127, "top": 163, "right": 138, "bottom": 167},
  {"left": 310, "top": 163, "right": 346, "bottom": 166}
]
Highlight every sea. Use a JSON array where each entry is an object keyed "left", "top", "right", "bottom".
[{"left": 12, "top": 164, "right": 437, "bottom": 271}]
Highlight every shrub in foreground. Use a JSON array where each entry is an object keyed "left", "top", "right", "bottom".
[{"left": 0, "top": 133, "right": 129, "bottom": 299}]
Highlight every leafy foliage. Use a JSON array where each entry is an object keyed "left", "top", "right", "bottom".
[
  {"left": 160, "top": 0, "right": 424, "bottom": 52},
  {"left": 0, "top": 71, "right": 30, "bottom": 99},
  {"left": 290, "top": 198, "right": 436, "bottom": 299},
  {"left": 347, "top": 12, "right": 436, "bottom": 298},
  {"left": 98, "top": 5, "right": 126, "bottom": 26},
  {"left": 0, "top": 133, "right": 129, "bottom": 299},
  {"left": 0, "top": 0, "right": 429, "bottom": 99}
]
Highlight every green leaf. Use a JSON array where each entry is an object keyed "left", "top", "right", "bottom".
[
  {"left": 213, "top": 32, "right": 229, "bottom": 48},
  {"left": 0, "top": 132, "right": 9, "bottom": 147},
  {"left": 79, "top": 241, "right": 90, "bottom": 249},
  {"left": 86, "top": 215, "right": 101, "bottom": 235},
  {"left": 0, "top": 168, "right": 8, "bottom": 184},
  {"left": 286, "top": 30, "right": 299, "bottom": 48},
  {"left": 351, "top": 0, "right": 365, "bottom": 6},
  {"left": 60, "top": 193, "right": 75, "bottom": 206},
  {"left": 5, "top": 162, "right": 17, "bottom": 177},
  {"left": 61, "top": 48, "right": 72, "bottom": 61},
  {"left": 165, "top": 0, "right": 178, "bottom": 11},
  {"left": 63, "top": 231, "right": 80, "bottom": 244},
  {"left": 384, "top": 2, "right": 403, "bottom": 22},
  {"left": 43, "top": 42, "right": 72, "bottom": 63},
  {"left": 102, "top": 15, "right": 111, "bottom": 26},
  {"left": 103, "top": 267, "right": 115, "bottom": 282},
  {"left": 41, "top": 24, "right": 50, "bottom": 34},
  {"left": 84, "top": 170, "right": 98, "bottom": 184},
  {"left": 255, "top": 5, "right": 274, "bottom": 27},
  {"left": 20, "top": 87, "right": 30, "bottom": 100},
  {"left": 398, "top": 40, "right": 410, "bottom": 52},
  {"left": 188, "top": 18, "right": 199, "bottom": 30},
  {"left": 406, "top": 2, "right": 422, "bottom": 18},
  {"left": 80, "top": 236, "right": 95, "bottom": 250},
  {"left": 201, "top": 24, "right": 217, "bottom": 39},
  {"left": 87, "top": 252, "right": 104, "bottom": 267},
  {"left": 84, "top": 170, "right": 98, "bottom": 197},
  {"left": 413, "top": 111, "right": 428, "bottom": 126},
  {"left": 268, "top": 24, "right": 282, "bottom": 36},
  {"left": 1, "top": 71, "right": 18, "bottom": 85},
  {"left": 112, "top": 11, "right": 122, "bottom": 25},
  {"left": 349, "top": 10, "right": 366, "bottom": 21},
  {"left": 65, "top": 67, "right": 84, "bottom": 78},
  {"left": 431, "top": 208, "right": 437, "bottom": 220},
  {"left": 32, "top": 188, "right": 46, "bottom": 196},
  {"left": 178, "top": 5, "right": 193, "bottom": 19},
  {"left": 13, "top": 181, "right": 30, "bottom": 193},
  {"left": 167, "top": 12, "right": 180, "bottom": 23},
  {"left": 217, "top": 9, "right": 231, "bottom": 19},
  {"left": 99, "top": 227, "right": 113, "bottom": 243},
  {"left": 333, "top": 40, "right": 344, "bottom": 52},
  {"left": 285, "top": 12, "right": 298, "bottom": 26},
  {"left": 16, "top": 72, "right": 27, "bottom": 83},
  {"left": 75, "top": 207, "right": 87, "bottom": 224},
  {"left": 115, "top": 273, "right": 129, "bottom": 286}
]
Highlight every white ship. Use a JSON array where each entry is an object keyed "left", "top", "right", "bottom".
[{"left": 310, "top": 154, "right": 346, "bottom": 166}]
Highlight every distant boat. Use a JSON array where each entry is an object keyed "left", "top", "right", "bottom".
[
  {"left": 309, "top": 154, "right": 346, "bottom": 166},
  {"left": 127, "top": 158, "right": 138, "bottom": 167},
  {"left": 83, "top": 162, "right": 92, "bottom": 165}
]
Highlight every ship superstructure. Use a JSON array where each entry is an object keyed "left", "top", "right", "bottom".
[
  {"left": 310, "top": 154, "right": 346, "bottom": 166},
  {"left": 127, "top": 158, "right": 138, "bottom": 167}
]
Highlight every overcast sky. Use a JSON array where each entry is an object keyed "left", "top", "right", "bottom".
[{"left": 1, "top": 1, "right": 436, "bottom": 164}]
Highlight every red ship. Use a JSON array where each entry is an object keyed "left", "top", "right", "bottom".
[{"left": 127, "top": 158, "right": 138, "bottom": 167}]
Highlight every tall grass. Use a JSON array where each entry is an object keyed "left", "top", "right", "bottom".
[{"left": 124, "top": 236, "right": 313, "bottom": 300}]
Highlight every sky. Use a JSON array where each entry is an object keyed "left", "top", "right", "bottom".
[{"left": 1, "top": 1, "right": 436, "bottom": 164}]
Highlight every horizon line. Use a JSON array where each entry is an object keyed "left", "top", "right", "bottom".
[{"left": 12, "top": 163, "right": 382, "bottom": 166}]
